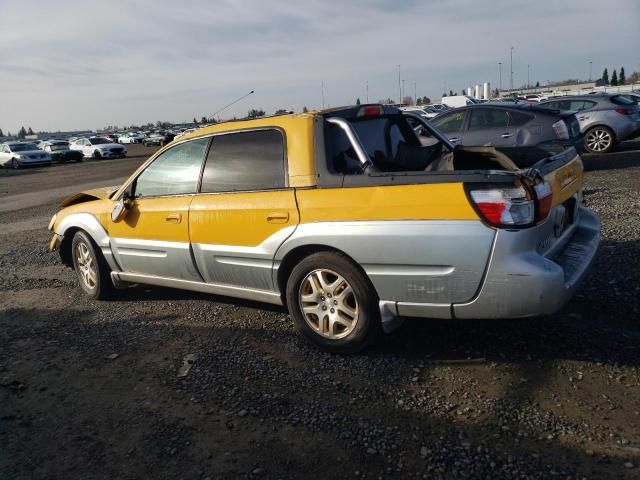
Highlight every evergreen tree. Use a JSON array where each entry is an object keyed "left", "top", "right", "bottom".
[
  {"left": 201, "top": 116, "right": 208, "bottom": 124},
  {"left": 611, "top": 69, "right": 618, "bottom": 86},
  {"left": 18, "top": 126, "right": 27, "bottom": 139},
  {"left": 356, "top": 98, "right": 361, "bottom": 105},
  {"left": 602, "top": 68, "right": 609, "bottom": 85},
  {"left": 422, "top": 96, "right": 430, "bottom": 104},
  {"left": 535, "top": 81, "right": 540, "bottom": 87},
  {"left": 442, "top": 92, "right": 447, "bottom": 97},
  {"left": 193, "top": 117, "right": 198, "bottom": 124},
  {"left": 302, "top": 106, "right": 309, "bottom": 113},
  {"left": 449, "top": 90, "right": 454, "bottom": 97},
  {"left": 0, "top": 128, "right": 4, "bottom": 137},
  {"left": 619, "top": 67, "right": 626, "bottom": 85},
  {"left": 416, "top": 97, "right": 423, "bottom": 106},
  {"left": 27, "top": 127, "right": 34, "bottom": 135}
]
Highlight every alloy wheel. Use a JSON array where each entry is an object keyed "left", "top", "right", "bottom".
[
  {"left": 75, "top": 242, "right": 97, "bottom": 289},
  {"left": 298, "top": 269, "right": 359, "bottom": 339},
  {"left": 586, "top": 128, "right": 612, "bottom": 152}
]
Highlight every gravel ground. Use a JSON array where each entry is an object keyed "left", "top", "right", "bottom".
[{"left": 1, "top": 142, "right": 639, "bottom": 479}]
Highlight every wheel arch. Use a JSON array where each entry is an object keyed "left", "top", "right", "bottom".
[
  {"left": 275, "top": 244, "right": 377, "bottom": 304},
  {"left": 55, "top": 213, "right": 118, "bottom": 271},
  {"left": 584, "top": 123, "right": 617, "bottom": 141}
]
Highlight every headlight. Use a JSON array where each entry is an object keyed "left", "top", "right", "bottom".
[{"left": 48, "top": 213, "right": 57, "bottom": 231}]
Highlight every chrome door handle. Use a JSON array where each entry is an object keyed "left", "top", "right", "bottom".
[
  {"left": 165, "top": 213, "right": 182, "bottom": 223},
  {"left": 501, "top": 133, "right": 512, "bottom": 138},
  {"left": 449, "top": 137, "right": 459, "bottom": 143},
  {"left": 267, "top": 212, "right": 289, "bottom": 223}
]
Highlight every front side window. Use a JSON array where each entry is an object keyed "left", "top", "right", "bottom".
[
  {"left": 134, "top": 137, "right": 209, "bottom": 198},
  {"left": 200, "top": 129, "right": 285, "bottom": 193},
  {"left": 431, "top": 112, "right": 465, "bottom": 133}
]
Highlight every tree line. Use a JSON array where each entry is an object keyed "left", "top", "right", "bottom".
[{"left": 601, "top": 67, "right": 629, "bottom": 86}]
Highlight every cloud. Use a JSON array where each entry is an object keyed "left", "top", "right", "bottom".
[{"left": 0, "top": 0, "right": 638, "bottom": 132}]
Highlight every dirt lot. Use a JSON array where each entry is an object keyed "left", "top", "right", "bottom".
[{"left": 1, "top": 142, "right": 639, "bottom": 479}]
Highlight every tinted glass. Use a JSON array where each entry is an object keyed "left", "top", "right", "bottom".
[
  {"left": 468, "top": 109, "right": 509, "bottom": 130},
  {"left": 610, "top": 95, "right": 634, "bottom": 106},
  {"left": 135, "top": 137, "right": 209, "bottom": 198},
  {"left": 431, "top": 112, "right": 464, "bottom": 133},
  {"left": 509, "top": 111, "right": 533, "bottom": 126},
  {"left": 200, "top": 129, "right": 285, "bottom": 193}
]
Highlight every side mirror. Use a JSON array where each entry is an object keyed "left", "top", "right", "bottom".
[{"left": 111, "top": 192, "right": 131, "bottom": 222}]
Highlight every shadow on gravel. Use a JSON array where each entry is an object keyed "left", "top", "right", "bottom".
[
  {"left": 2, "top": 306, "right": 637, "bottom": 480},
  {"left": 582, "top": 138, "right": 640, "bottom": 171}
]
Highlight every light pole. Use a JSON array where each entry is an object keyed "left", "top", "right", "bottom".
[
  {"left": 527, "top": 64, "right": 530, "bottom": 90},
  {"left": 589, "top": 61, "right": 592, "bottom": 82},
  {"left": 402, "top": 79, "right": 406, "bottom": 103},
  {"left": 414, "top": 81, "right": 417, "bottom": 104},
  {"left": 321, "top": 81, "right": 325, "bottom": 109},
  {"left": 366, "top": 81, "right": 369, "bottom": 103},
  {"left": 510, "top": 46, "right": 514, "bottom": 93},
  {"left": 398, "top": 65, "right": 402, "bottom": 104},
  {"left": 498, "top": 62, "right": 502, "bottom": 95}
]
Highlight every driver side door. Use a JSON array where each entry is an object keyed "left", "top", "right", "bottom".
[{"left": 108, "top": 137, "right": 210, "bottom": 281}]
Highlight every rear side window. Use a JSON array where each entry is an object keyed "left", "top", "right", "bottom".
[
  {"left": 200, "top": 129, "right": 285, "bottom": 193},
  {"left": 468, "top": 109, "right": 509, "bottom": 130},
  {"left": 610, "top": 95, "right": 634, "bottom": 106},
  {"left": 135, "top": 137, "right": 209, "bottom": 198},
  {"left": 508, "top": 111, "right": 533, "bottom": 126},
  {"left": 431, "top": 111, "right": 465, "bottom": 133}
]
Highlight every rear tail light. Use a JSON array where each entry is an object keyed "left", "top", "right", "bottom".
[
  {"left": 534, "top": 181, "right": 553, "bottom": 221},
  {"left": 552, "top": 120, "right": 570, "bottom": 140},
  {"left": 614, "top": 108, "right": 634, "bottom": 116},
  {"left": 469, "top": 186, "right": 534, "bottom": 227},
  {"left": 357, "top": 105, "right": 384, "bottom": 117}
]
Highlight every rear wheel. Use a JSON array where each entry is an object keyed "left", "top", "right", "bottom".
[
  {"left": 286, "top": 252, "right": 381, "bottom": 354},
  {"left": 93, "top": 150, "right": 102, "bottom": 159},
  {"left": 71, "top": 231, "right": 114, "bottom": 300},
  {"left": 584, "top": 126, "right": 615, "bottom": 153},
  {"left": 11, "top": 158, "right": 20, "bottom": 169}
]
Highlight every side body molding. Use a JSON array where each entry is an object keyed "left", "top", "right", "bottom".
[{"left": 54, "top": 212, "right": 121, "bottom": 272}]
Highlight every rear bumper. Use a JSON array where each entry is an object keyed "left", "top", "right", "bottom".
[{"left": 452, "top": 207, "right": 600, "bottom": 319}]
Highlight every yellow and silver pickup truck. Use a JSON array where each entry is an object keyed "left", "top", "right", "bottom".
[{"left": 48, "top": 105, "right": 600, "bottom": 353}]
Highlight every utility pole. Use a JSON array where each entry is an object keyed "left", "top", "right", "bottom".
[
  {"left": 321, "top": 81, "right": 325, "bottom": 109},
  {"left": 366, "top": 81, "right": 369, "bottom": 103},
  {"left": 527, "top": 64, "right": 530, "bottom": 90},
  {"left": 498, "top": 62, "right": 502, "bottom": 94},
  {"left": 589, "top": 61, "right": 592, "bottom": 82},
  {"left": 402, "top": 79, "right": 406, "bottom": 103},
  {"left": 414, "top": 81, "right": 417, "bottom": 104},
  {"left": 398, "top": 65, "right": 402, "bottom": 104},
  {"left": 510, "top": 46, "right": 514, "bottom": 93}
]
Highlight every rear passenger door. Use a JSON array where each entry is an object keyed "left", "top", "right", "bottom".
[
  {"left": 189, "top": 129, "right": 299, "bottom": 291},
  {"left": 464, "top": 108, "right": 520, "bottom": 147},
  {"left": 430, "top": 110, "right": 467, "bottom": 144}
]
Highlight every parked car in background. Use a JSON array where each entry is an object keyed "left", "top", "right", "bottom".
[
  {"left": 441, "top": 95, "right": 481, "bottom": 108},
  {"left": 48, "top": 104, "right": 599, "bottom": 353},
  {"left": 118, "top": 132, "right": 145, "bottom": 144},
  {"left": 524, "top": 94, "right": 546, "bottom": 103},
  {"left": 40, "top": 140, "right": 84, "bottom": 163},
  {"left": 174, "top": 128, "right": 197, "bottom": 140},
  {"left": 399, "top": 106, "right": 439, "bottom": 119},
  {"left": 0, "top": 141, "right": 52, "bottom": 168},
  {"left": 539, "top": 94, "right": 640, "bottom": 153},
  {"left": 428, "top": 103, "right": 582, "bottom": 164},
  {"left": 69, "top": 137, "right": 127, "bottom": 159},
  {"left": 143, "top": 131, "right": 174, "bottom": 147}
]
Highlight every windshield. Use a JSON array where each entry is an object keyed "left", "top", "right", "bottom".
[
  {"left": 9, "top": 143, "right": 39, "bottom": 152},
  {"left": 89, "top": 137, "right": 110, "bottom": 145}
]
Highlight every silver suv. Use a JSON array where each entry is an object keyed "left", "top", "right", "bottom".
[{"left": 540, "top": 94, "right": 640, "bottom": 153}]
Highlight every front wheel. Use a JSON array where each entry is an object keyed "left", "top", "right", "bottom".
[
  {"left": 584, "top": 126, "right": 615, "bottom": 153},
  {"left": 71, "top": 231, "right": 114, "bottom": 300},
  {"left": 11, "top": 158, "right": 20, "bottom": 169},
  {"left": 286, "top": 252, "right": 381, "bottom": 354},
  {"left": 93, "top": 150, "right": 102, "bottom": 159}
]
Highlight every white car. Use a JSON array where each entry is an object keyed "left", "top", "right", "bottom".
[
  {"left": 174, "top": 128, "right": 197, "bottom": 140},
  {"left": 524, "top": 94, "right": 547, "bottom": 103},
  {"left": 118, "top": 132, "right": 145, "bottom": 144},
  {"left": 400, "top": 106, "right": 439, "bottom": 119},
  {"left": 0, "top": 141, "right": 52, "bottom": 168},
  {"left": 69, "top": 137, "right": 127, "bottom": 159}
]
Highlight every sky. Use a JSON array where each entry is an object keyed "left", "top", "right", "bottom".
[{"left": 1, "top": 0, "right": 639, "bottom": 133}]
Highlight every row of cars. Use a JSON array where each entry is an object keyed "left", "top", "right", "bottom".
[{"left": 403, "top": 92, "right": 640, "bottom": 155}]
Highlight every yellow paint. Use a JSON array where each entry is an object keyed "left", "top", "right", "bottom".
[
  {"left": 189, "top": 190, "right": 299, "bottom": 246},
  {"left": 297, "top": 183, "right": 478, "bottom": 223},
  {"left": 545, "top": 154, "right": 584, "bottom": 206},
  {"left": 52, "top": 199, "right": 111, "bottom": 233},
  {"left": 107, "top": 196, "right": 192, "bottom": 242}
]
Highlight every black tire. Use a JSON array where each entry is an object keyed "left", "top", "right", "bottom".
[
  {"left": 584, "top": 126, "right": 615, "bottom": 154},
  {"left": 11, "top": 158, "right": 20, "bottom": 169},
  {"left": 75, "top": 158, "right": 83, "bottom": 163},
  {"left": 93, "top": 150, "right": 102, "bottom": 159},
  {"left": 70, "top": 231, "right": 114, "bottom": 300},
  {"left": 286, "top": 251, "right": 381, "bottom": 354}
]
